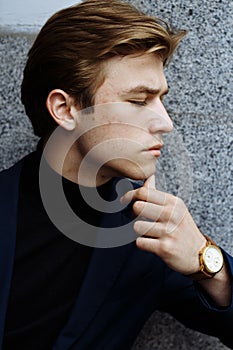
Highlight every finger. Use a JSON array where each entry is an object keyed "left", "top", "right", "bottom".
[
  {"left": 133, "top": 201, "right": 165, "bottom": 221},
  {"left": 136, "top": 236, "right": 159, "bottom": 254},
  {"left": 121, "top": 174, "right": 157, "bottom": 205},
  {"left": 134, "top": 220, "right": 172, "bottom": 238},
  {"left": 143, "top": 174, "right": 156, "bottom": 189},
  {"left": 134, "top": 220, "right": 159, "bottom": 237},
  {"left": 120, "top": 186, "right": 166, "bottom": 205}
]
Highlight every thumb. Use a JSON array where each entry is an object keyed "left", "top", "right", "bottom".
[{"left": 144, "top": 174, "right": 156, "bottom": 189}]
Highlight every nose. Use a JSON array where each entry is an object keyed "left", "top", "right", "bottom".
[{"left": 148, "top": 100, "right": 173, "bottom": 134}]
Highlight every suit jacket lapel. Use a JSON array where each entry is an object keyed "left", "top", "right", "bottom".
[{"left": 0, "top": 160, "right": 23, "bottom": 348}]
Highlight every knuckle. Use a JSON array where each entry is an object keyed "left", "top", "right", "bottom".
[
  {"left": 137, "top": 187, "right": 148, "bottom": 199},
  {"left": 175, "top": 196, "right": 184, "bottom": 207},
  {"left": 166, "top": 222, "right": 178, "bottom": 234},
  {"left": 159, "top": 239, "right": 173, "bottom": 257},
  {"left": 133, "top": 220, "right": 141, "bottom": 233},
  {"left": 133, "top": 200, "right": 144, "bottom": 213},
  {"left": 167, "top": 194, "right": 183, "bottom": 206},
  {"left": 161, "top": 206, "right": 170, "bottom": 221}
]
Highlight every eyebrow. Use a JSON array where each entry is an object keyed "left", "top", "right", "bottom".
[{"left": 122, "top": 85, "right": 169, "bottom": 96}]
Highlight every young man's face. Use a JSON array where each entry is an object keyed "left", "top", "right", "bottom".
[{"left": 73, "top": 52, "right": 173, "bottom": 185}]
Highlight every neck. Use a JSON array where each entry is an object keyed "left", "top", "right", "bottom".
[{"left": 42, "top": 135, "right": 112, "bottom": 187}]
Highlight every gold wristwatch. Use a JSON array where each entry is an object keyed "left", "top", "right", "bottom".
[{"left": 189, "top": 235, "right": 224, "bottom": 281}]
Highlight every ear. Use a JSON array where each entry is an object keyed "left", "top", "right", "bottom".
[{"left": 46, "top": 89, "right": 77, "bottom": 131}]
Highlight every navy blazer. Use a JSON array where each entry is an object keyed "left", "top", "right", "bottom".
[{"left": 0, "top": 153, "right": 233, "bottom": 350}]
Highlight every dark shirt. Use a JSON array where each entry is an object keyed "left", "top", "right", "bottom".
[{"left": 3, "top": 150, "right": 117, "bottom": 350}]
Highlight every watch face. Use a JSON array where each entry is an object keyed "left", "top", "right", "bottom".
[{"left": 203, "top": 246, "right": 224, "bottom": 273}]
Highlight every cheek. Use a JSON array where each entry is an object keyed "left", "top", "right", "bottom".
[
  {"left": 77, "top": 122, "right": 147, "bottom": 159},
  {"left": 77, "top": 131, "right": 140, "bottom": 163},
  {"left": 80, "top": 124, "right": 128, "bottom": 143},
  {"left": 76, "top": 126, "right": 114, "bottom": 158}
]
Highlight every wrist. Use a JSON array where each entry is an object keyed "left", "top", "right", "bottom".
[{"left": 198, "top": 261, "right": 232, "bottom": 307}]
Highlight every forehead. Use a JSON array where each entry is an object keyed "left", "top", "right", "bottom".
[{"left": 98, "top": 53, "right": 167, "bottom": 96}]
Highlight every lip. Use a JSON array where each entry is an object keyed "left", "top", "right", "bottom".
[{"left": 146, "top": 143, "right": 163, "bottom": 157}]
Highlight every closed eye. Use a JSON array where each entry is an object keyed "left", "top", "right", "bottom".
[{"left": 128, "top": 100, "right": 147, "bottom": 107}]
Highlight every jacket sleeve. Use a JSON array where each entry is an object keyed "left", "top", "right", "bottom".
[{"left": 158, "top": 250, "right": 233, "bottom": 349}]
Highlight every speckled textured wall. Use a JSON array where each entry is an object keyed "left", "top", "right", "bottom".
[{"left": 0, "top": 0, "right": 232, "bottom": 349}]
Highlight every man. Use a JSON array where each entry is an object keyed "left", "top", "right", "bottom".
[{"left": 0, "top": 0, "right": 232, "bottom": 349}]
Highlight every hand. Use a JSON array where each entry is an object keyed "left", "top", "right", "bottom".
[{"left": 121, "top": 174, "right": 206, "bottom": 275}]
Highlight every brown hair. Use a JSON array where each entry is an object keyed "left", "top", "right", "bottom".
[{"left": 21, "top": 0, "right": 186, "bottom": 137}]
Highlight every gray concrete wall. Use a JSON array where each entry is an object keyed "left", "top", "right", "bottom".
[{"left": 0, "top": 0, "right": 232, "bottom": 349}]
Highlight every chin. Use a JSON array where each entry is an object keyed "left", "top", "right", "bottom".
[
  {"left": 122, "top": 167, "right": 155, "bottom": 182},
  {"left": 104, "top": 159, "right": 156, "bottom": 181}
]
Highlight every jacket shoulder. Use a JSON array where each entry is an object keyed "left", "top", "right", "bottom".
[{"left": 0, "top": 152, "right": 36, "bottom": 194}]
